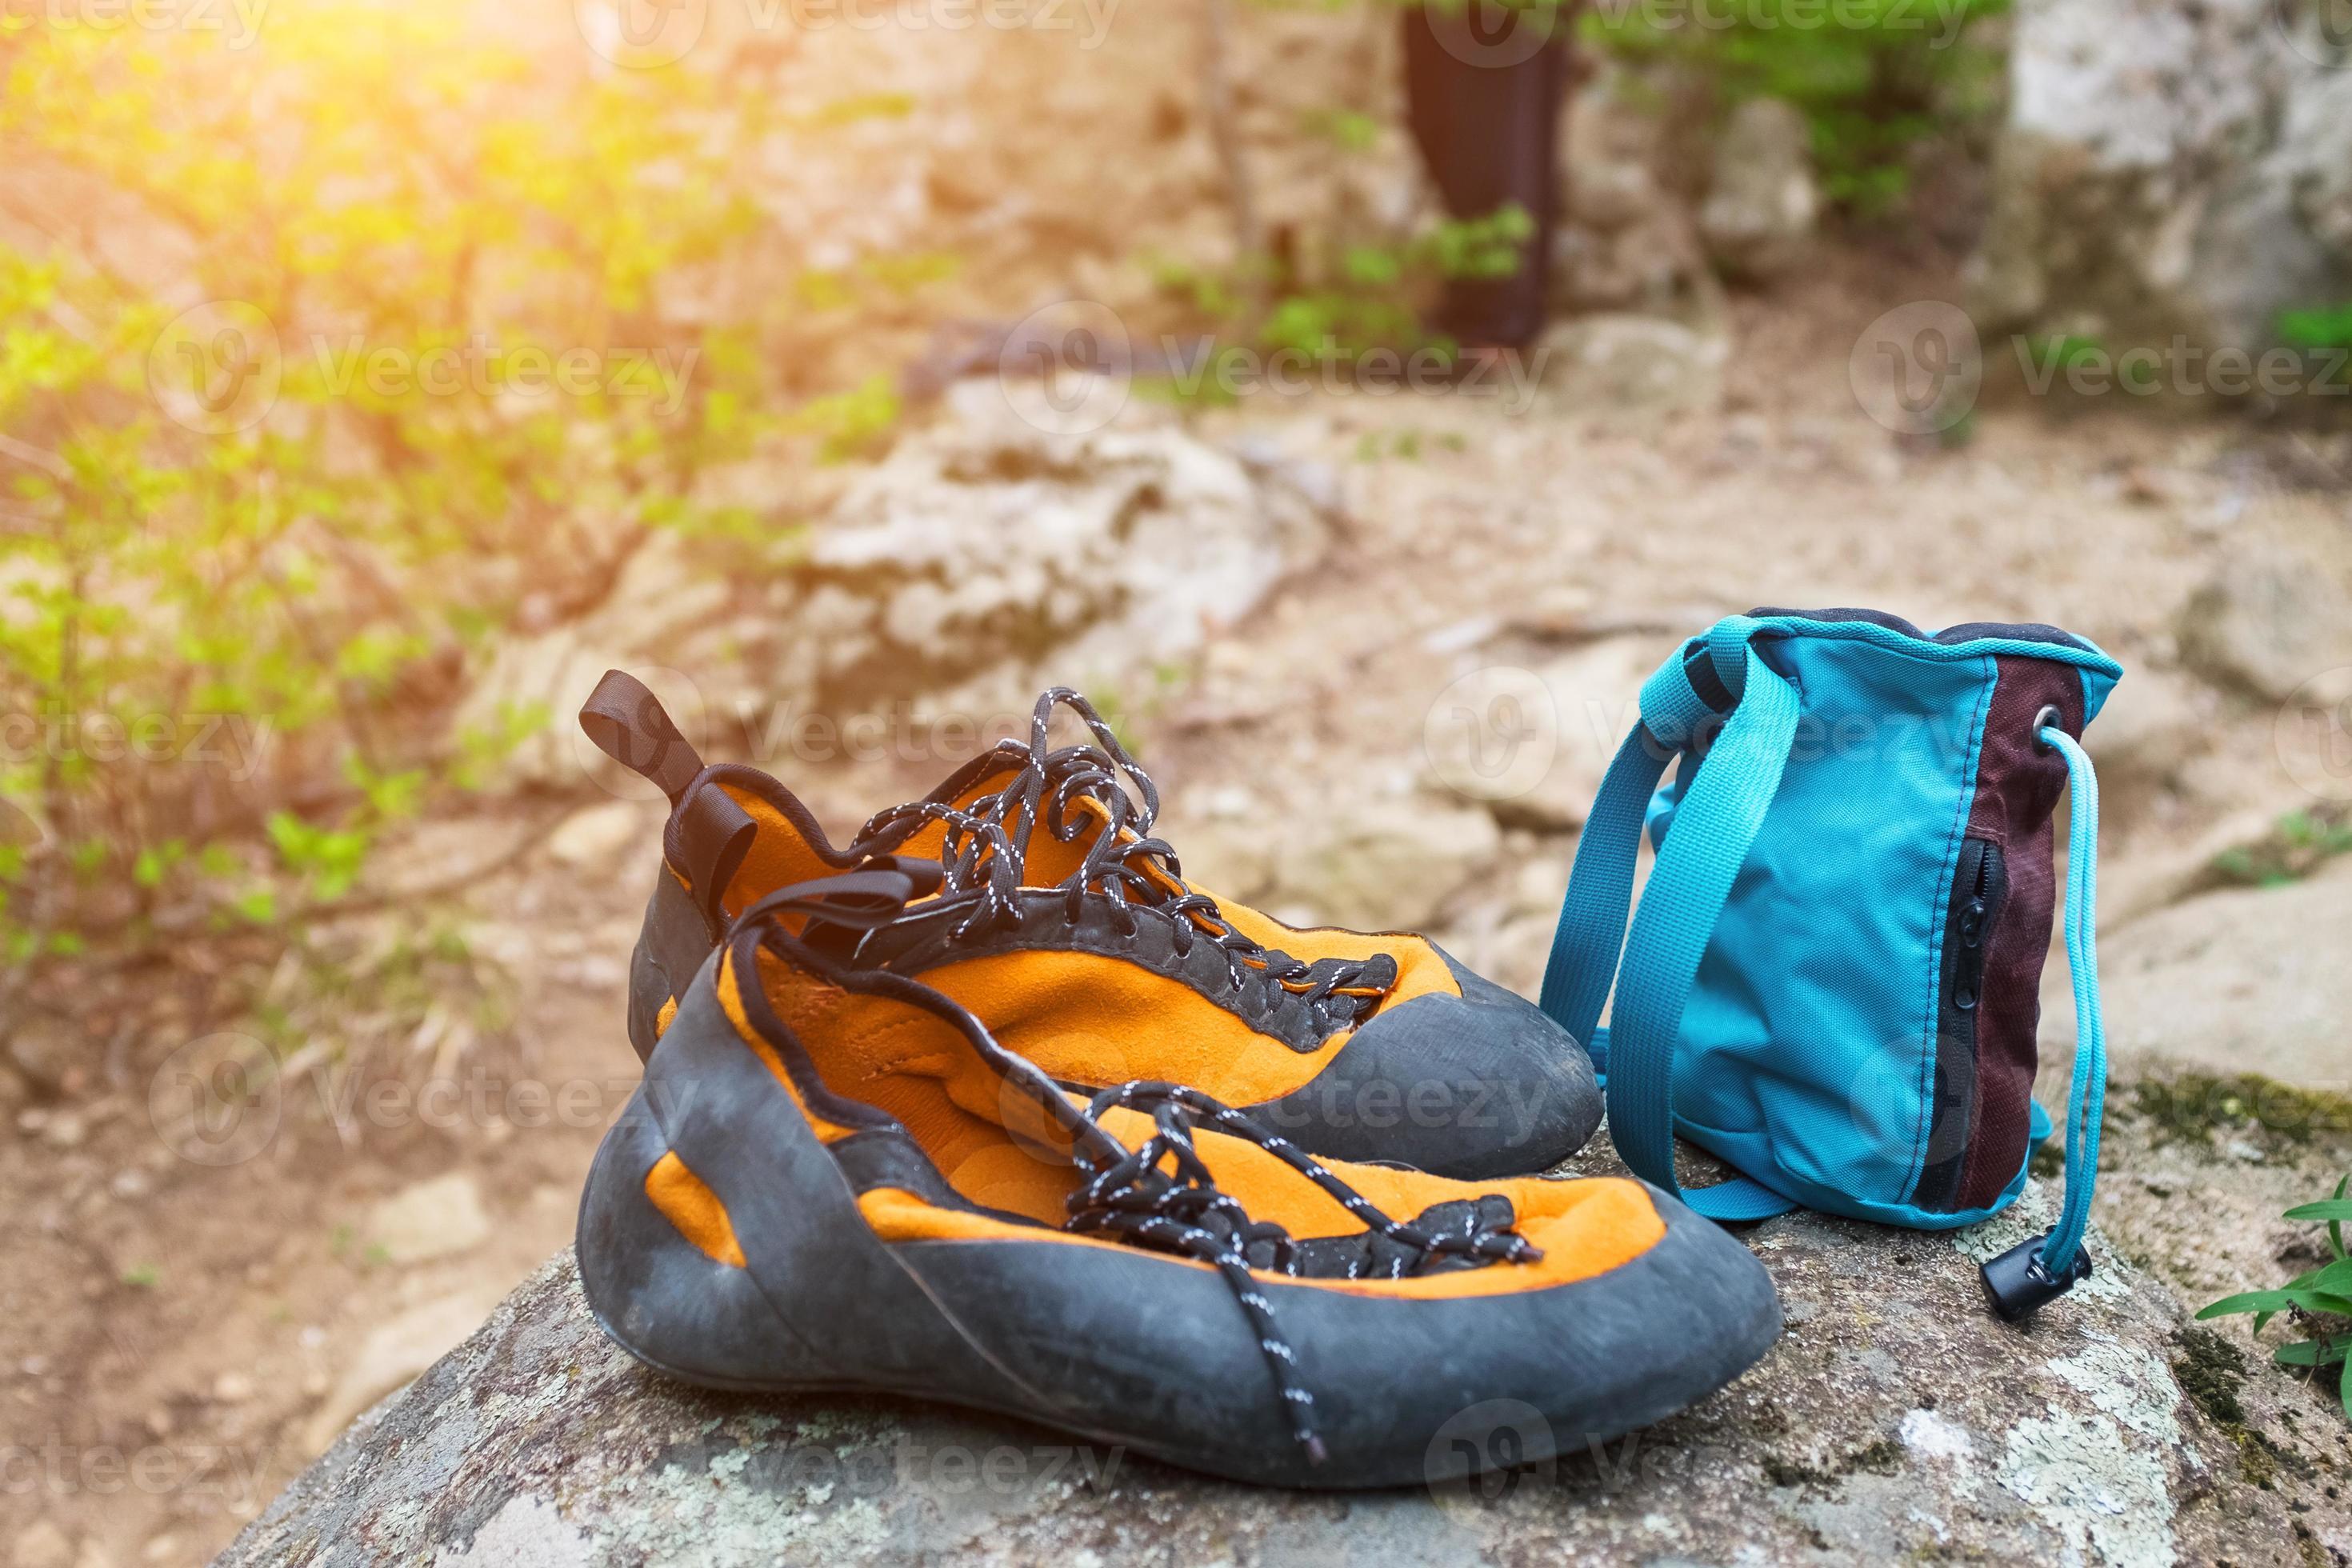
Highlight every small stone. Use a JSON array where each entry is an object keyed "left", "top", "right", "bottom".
[
  {"left": 214, "top": 1371, "right": 255, "bottom": 1403},
  {"left": 546, "top": 800, "right": 649, "bottom": 871},
  {"left": 1420, "top": 638, "right": 1672, "bottom": 833},
  {"left": 1268, "top": 798, "right": 1501, "bottom": 931},
  {"left": 108, "top": 1169, "right": 151, "bottom": 1202},
  {"left": 1699, "top": 98, "right": 1820, "bottom": 282},
  {"left": 1568, "top": 158, "right": 1658, "bottom": 232},
  {"left": 1534, "top": 315, "right": 1729, "bottom": 418},
  {"left": 1192, "top": 786, "right": 1258, "bottom": 822},
  {"left": 2121, "top": 465, "right": 2197, "bottom": 507},
  {"left": 1164, "top": 820, "right": 1277, "bottom": 906},
  {"left": 363, "top": 1173, "right": 492, "bottom": 1266},
  {"left": 39, "top": 1113, "right": 85, "bottom": 1150},
  {"left": 2176, "top": 554, "right": 2352, "bottom": 702},
  {"left": 10, "top": 1521, "right": 74, "bottom": 1568}
]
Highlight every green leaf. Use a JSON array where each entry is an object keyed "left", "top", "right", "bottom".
[
  {"left": 2197, "top": 1286, "right": 2352, "bottom": 1320},
  {"left": 2286, "top": 1201, "right": 2352, "bottom": 1222},
  {"left": 2291, "top": 1257, "right": 2352, "bottom": 1297},
  {"left": 2274, "top": 1336, "right": 2352, "bottom": 1368}
]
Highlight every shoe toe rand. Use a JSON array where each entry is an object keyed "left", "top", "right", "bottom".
[
  {"left": 1242, "top": 946, "right": 1602, "bottom": 1180},
  {"left": 886, "top": 1188, "right": 1780, "bottom": 1489}
]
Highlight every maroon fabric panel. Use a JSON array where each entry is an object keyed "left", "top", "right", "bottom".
[{"left": 1953, "top": 658, "right": 2083, "bottom": 1211}]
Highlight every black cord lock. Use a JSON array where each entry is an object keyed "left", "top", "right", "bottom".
[{"left": 1980, "top": 1230, "right": 2093, "bottom": 1322}]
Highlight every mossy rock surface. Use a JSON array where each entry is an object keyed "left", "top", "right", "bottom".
[{"left": 218, "top": 1170, "right": 2336, "bottom": 1567}]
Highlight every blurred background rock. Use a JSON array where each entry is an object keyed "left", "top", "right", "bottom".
[{"left": 2, "top": 0, "right": 2348, "bottom": 1561}]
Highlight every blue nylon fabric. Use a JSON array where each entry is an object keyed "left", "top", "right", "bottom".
[
  {"left": 1706, "top": 617, "right": 1761, "bottom": 699},
  {"left": 1679, "top": 1172, "right": 1800, "bottom": 1221},
  {"left": 1604, "top": 643, "right": 1802, "bottom": 1217},
  {"left": 2076, "top": 665, "right": 2120, "bottom": 727},
  {"left": 2038, "top": 728, "right": 2106, "bottom": 1270},
  {"left": 1672, "top": 635, "right": 1994, "bottom": 1222},
  {"left": 1538, "top": 636, "right": 1720, "bottom": 1049},
  {"left": 1535, "top": 724, "right": 1671, "bottom": 1050},
  {"left": 1730, "top": 615, "right": 2122, "bottom": 683},
  {"left": 1644, "top": 760, "right": 1686, "bottom": 850},
  {"left": 1638, "top": 639, "right": 1722, "bottom": 750},
  {"left": 1539, "top": 611, "right": 2114, "bottom": 1240}
]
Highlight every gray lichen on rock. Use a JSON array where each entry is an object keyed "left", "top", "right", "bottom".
[
  {"left": 1995, "top": 1411, "right": 2178, "bottom": 1568},
  {"left": 217, "top": 1160, "right": 2324, "bottom": 1566}
]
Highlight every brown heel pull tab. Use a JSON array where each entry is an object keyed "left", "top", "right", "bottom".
[
  {"left": 579, "top": 670, "right": 704, "bottom": 804},
  {"left": 674, "top": 782, "right": 758, "bottom": 939},
  {"left": 582, "top": 670, "right": 756, "bottom": 937}
]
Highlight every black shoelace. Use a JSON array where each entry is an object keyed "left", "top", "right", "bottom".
[
  {"left": 727, "top": 877, "right": 1538, "bottom": 1468},
  {"left": 852, "top": 687, "right": 1396, "bottom": 1016},
  {"left": 1065, "top": 1081, "right": 1540, "bottom": 1465}
]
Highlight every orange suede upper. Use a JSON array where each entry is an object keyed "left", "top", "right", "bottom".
[
  {"left": 645, "top": 1150, "right": 746, "bottom": 1266},
  {"left": 642, "top": 946, "right": 1666, "bottom": 1300},
  {"left": 852, "top": 1175, "right": 1664, "bottom": 1301},
  {"left": 672, "top": 774, "right": 1458, "bottom": 1109}
]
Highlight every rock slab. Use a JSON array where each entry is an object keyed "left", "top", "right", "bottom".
[
  {"left": 219, "top": 1182, "right": 2310, "bottom": 1566},
  {"left": 1698, "top": 98, "right": 1820, "bottom": 283},
  {"left": 2070, "top": 853, "right": 2352, "bottom": 1086},
  {"left": 1974, "top": 0, "right": 2352, "bottom": 352}
]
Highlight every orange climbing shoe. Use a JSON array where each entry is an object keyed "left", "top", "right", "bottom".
[
  {"left": 575, "top": 870, "right": 1782, "bottom": 1487},
  {"left": 580, "top": 672, "right": 1601, "bottom": 1180}
]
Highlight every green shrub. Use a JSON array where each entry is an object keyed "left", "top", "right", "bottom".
[
  {"left": 0, "top": 15, "right": 931, "bottom": 959},
  {"left": 2198, "top": 1176, "right": 2352, "bottom": 1424},
  {"left": 1585, "top": 0, "right": 2013, "bottom": 212},
  {"left": 1146, "top": 204, "right": 1534, "bottom": 394},
  {"left": 2278, "top": 302, "right": 2352, "bottom": 350}
]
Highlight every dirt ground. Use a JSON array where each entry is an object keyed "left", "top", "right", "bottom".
[{"left": 6, "top": 243, "right": 2352, "bottom": 1566}]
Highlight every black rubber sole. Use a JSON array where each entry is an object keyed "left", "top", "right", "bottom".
[{"left": 577, "top": 950, "right": 1782, "bottom": 1491}]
